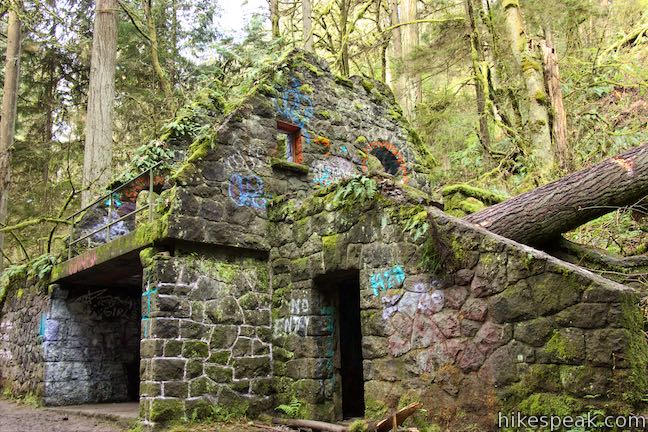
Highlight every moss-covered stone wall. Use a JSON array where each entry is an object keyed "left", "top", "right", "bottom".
[
  {"left": 168, "top": 51, "right": 433, "bottom": 252},
  {"left": 0, "top": 278, "right": 47, "bottom": 398},
  {"left": 139, "top": 247, "right": 272, "bottom": 424},
  {"left": 268, "top": 179, "right": 648, "bottom": 430}
]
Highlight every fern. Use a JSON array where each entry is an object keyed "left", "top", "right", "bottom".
[
  {"left": 275, "top": 397, "right": 303, "bottom": 418},
  {"left": 331, "top": 177, "right": 377, "bottom": 208}
]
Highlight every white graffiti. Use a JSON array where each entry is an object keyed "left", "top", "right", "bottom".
[
  {"left": 311, "top": 157, "right": 357, "bottom": 187},
  {"left": 381, "top": 282, "right": 445, "bottom": 320},
  {"left": 274, "top": 298, "right": 310, "bottom": 337},
  {"left": 224, "top": 148, "right": 265, "bottom": 173}
]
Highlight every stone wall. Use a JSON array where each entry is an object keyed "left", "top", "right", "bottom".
[
  {"left": 139, "top": 247, "right": 272, "bottom": 423},
  {"left": 268, "top": 179, "right": 648, "bottom": 429},
  {"left": 43, "top": 285, "right": 140, "bottom": 405},
  {"left": 0, "top": 279, "right": 47, "bottom": 397},
  {"left": 168, "top": 51, "right": 433, "bottom": 252}
]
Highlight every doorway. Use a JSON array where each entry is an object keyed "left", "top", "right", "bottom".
[{"left": 316, "top": 270, "right": 365, "bottom": 419}]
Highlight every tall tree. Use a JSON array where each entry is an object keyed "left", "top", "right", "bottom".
[
  {"left": 0, "top": 0, "right": 23, "bottom": 266},
  {"left": 388, "top": 0, "right": 405, "bottom": 108},
  {"left": 502, "top": 0, "right": 553, "bottom": 182},
  {"left": 401, "top": 0, "right": 420, "bottom": 118},
  {"left": 465, "top": 0, "right": 491, "bottom": 161},
  {"left": 143, "top": 0, "right": 174, "bottom": 101},
  {"left": 82, "top": 0, "right": 118, "bottom": 207},
  {"left": 302, "top": 0, "right": 313, "bottom": 51},
  {"left": 270, "top": 0, "right": 280, "bottom": 38}
]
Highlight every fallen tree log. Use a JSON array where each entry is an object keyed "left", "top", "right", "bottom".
[{"left": 465, "top": 143, "right": 648, "bottom": 246}]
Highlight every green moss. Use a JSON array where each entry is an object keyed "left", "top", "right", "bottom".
[
  {"left": 150, "top": 398, "right": 185, "bottom": 423},
  {"left": 318, "top": 110, "right": 331, "bottom": 119},
  {"left": 534, "top": 90, "right": 548, "bottom": 104},
  {"left": 521, "top": 55, "right": 542, "bottom": 73},
  {"left": 361, "top": 78, "right": 375, "bottom": 93},
  {"left": 365, "top": 398, "right": 388, "bottom": 419},
  {"left": 353, "top": 101, "right": 364, "bottom": 110},
  {"left": 441, "top": 184, "right": 507, "bottom": 205},
  {"left": 299, "top": 84, "right": 314, "bottom": 94},
  {"left": 334, "top": 75, "right": 354, "bottom": 88},
  {"left": 517, "top": 393, "right": 580, "bottom": 417},
  {"left": 349, "top": 420, "right": 369, "bottom": 432},
  {"left": 458, "top": 197, "right": 486, "bottom": 214},
  {"left": 621, "top": 298, "right": 648, "bottom": 404},
  {"left": 450, "top": 238, "right": 465, "bottom": 262},
  {"left": 271, "top": 158, "right": 310, "bottom": 174},
  {"left": 354, "top": 136, "right": 368, "bottom": 145},
  {"left": 139, "top": 247, "right": 157, "bottom": 268},
  {"left": 16, "top": 289, "right": 24, "bottom": 299},
  {"left": 303, "top": 62, "right": 324, "bottom": 77},
  {"left": 546, "top": 330, "right": 580, "bottom": 362},
  {"left": 502, "top": 0, "right": 519, "bottom": 8}
]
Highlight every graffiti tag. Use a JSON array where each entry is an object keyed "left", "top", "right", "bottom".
[
  {"left": 370, "top": 265, "right": 406, "bottom": 297},
  {"left": 311, "top": 157, "right": 357, "bottom": 187},
  {"left": 228, "top": 174, "right": 267, "bottom": 210},
  {"left": 275, "top": 78, "right": 314, "bottom": 145},
  {"left": 274, "top": 298, "right": 310, "bottom": 337},
  {"left": 141, "top": 285, "right": 158, "bottom": 338},
  {"left": 75, "top": 289, "right": 137, "bottom": 320}
]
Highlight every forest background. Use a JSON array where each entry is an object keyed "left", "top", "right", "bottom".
[{"left": 0, "top": 0, "right": 646, "bottom": 278}]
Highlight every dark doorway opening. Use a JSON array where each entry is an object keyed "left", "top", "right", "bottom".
[
  {"left": 315, "top": 270, "right": 365, "bottom": 419},
  {"left": 338, "top": 275, "right": 365, "bottom": 418}
]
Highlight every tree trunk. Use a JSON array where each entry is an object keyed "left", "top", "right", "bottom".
[
  {"left": 270, "top": 0, "right": 280, "bottom": 38},
  {"left": 541, "top": 28, "right": 570, "bottom": 171},
  {"left": 302, "top": 0, "right": 313, "bottom": 51},
  {"left": 388, "top": 0, "right": 406, "bottom": 108},
  {"left": 143, "top": 0, "right": 173, "bottom": 101},
  {"left": 401, "top": 0, "right": 420, "bottom": 118},
  {"left": 465, "top": 0, "right": 492, "bottom": 161},
  {"left": 0, "top": 2, "right": 22, "bottom": 268},
  {"left": 82, "top": 0, "right": 118, "bottom": 207},
  {"left": 502, "top": 0, "right": 554, "bottom": 182},
  {"left": 465, "top": 143, "right": 648, "bottom": 246},
  {"left": 339, "top": 0, "right": 350, "bottom": 76}
]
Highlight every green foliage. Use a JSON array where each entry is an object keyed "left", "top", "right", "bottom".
[
  {"left": 329, "top": 177, "right": 378, "bottom": 208},
  {"left": 275, "top": 396, "right": 303, "bottom": 418}
]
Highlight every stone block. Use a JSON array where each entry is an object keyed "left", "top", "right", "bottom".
[
  {"left": 151, "top": 358, "right": 186, "bottom": 380},
  {"left": 362, "top": 336, "right": 388, "bottom": 359},
  {"left": 461, "top": 298, "right": 488, "bottom": 322},
  {"left": 210, "top": 325, "right": 238, "bottom": 349},
  {"left": 234, "top": 356, "right": 271, "bottom": 379},
  {"left": 537, "top": 328, "right": 585, "bottom": 364},
  {"left": 554, "top": 303, "right": 608, "bottom": 328},
  {"left": 205, "top": 364, "right": 233, "bottom": 383},
  {"left": 514, "top": 317, "right": 555, "bottom": 347},
  {"left": 149, "top": 398, "right": 185, "bottom": 422},
  {"left": 180, "top": 320, "right": 210, "bottom": 340},
  {"left": 206, "top": 297, "right": 244, "bottom": 324},
  {"left": 585, "top": 328, "right": 629, "bottom": 367},
  {"left": 164, "top": 340, "right": 183, "bottom": 357},
  {"left": 164, "top": 381, "right": 189, "bottom": 398},
  {"left": 182, "top": 341, "right": 210, "bottom": 359}
]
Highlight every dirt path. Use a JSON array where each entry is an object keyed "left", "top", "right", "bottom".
[{"left": 0, "top": 399, "right": 124, "bottom": 432}]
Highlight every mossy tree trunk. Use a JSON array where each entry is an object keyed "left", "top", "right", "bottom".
[
  {"left": 143, "top": 0, "right": 173, "bottom": 101},
  {"left": 0, "top": 0, "right": 22, "bottom": 268},
  {"left": 502, "top": 0, "right": 554, "bottom": 182},
  {"left": 465, "top": 0, "right": 492, "bottom": 162},
  {"left": 270, "top": 0, "right": 280, "bottom": 38},
  {"left": 401, "top": 0, "right": 420, "bottom": 118},
  {"left": 465, "top": 143, "right": 648, "bottom": 246},
  {"left": 388, "top": 0, "right": 406, "bottom": 110}
]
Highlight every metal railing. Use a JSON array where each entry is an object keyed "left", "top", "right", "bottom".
[{"left": 66, "top": 161, "right": 164, "bottom": 259}]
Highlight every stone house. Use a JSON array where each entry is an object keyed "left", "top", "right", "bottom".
[{"left": 1, "top": 51, "right": 646, "bottom": 430}]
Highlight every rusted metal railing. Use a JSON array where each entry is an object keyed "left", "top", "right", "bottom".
[{"left": 66, "top": 161, "right": 163, "bottom": 259}]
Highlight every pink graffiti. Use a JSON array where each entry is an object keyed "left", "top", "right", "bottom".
[{"left": 67, "top": 251, "right": 97, "bottom": 275}]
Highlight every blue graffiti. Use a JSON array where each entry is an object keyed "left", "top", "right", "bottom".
[
  {"left": 370, "top": 265, "right": 406, "bottom": 297},
  {"left": 313, "top": 167, "right": 334, "bottom": 187},
  {"left": 38, "top": 313, "right": 47, "bottom": 338},
  {"left": 340, "top": 146, "right": 348, "bottom": 154},
  {"left": 141, "top": 285, "right": 158, "bottom": 338},
  {"left": 228, "top": 174, "right": 268, "bottom": 210},
  {"left": 275, "top": 78, "right": 314, "bottom": 145}
]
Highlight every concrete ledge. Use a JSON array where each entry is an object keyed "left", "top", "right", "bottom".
[{"left": 46, "top": 402, "right": 139, "bottom": 428}]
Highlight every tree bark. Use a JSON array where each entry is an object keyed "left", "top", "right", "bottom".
[
  {"left": 465, "top": 143, "right": 648, "bottom": 246},
  {"left": 541, "top": 29, "right": 570, "bottom": 171},
  {"left": 302, "top": 0, "right": 313, "bottom": 51},
  {"left": 388, "top": 0, "right": 406, "bottom": 108},
  {"left": 465, "top": 0, "right": 492, "bottom": 161},
  {"left": 82, "top": 0, "right": 118, "bottom": 207},
  {"left": 0, "top": 1, "right": 22, "bottom": 268},
  {"left": 270, "top": 0, "right": 280, "bottom": 38},
  {"left": 339, "top": 0, "right": 351, "bottom": 76},
  {"left": 401, "top": 0, "right": 420, "bottom": 118},
  {"left": 502, "top": 0, "right": 554, "bottom": 182},
  {"left": 143, "top": 0, "right": 173, "bottom": 100}
]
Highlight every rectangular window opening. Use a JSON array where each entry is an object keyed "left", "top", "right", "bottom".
[{"left": 277, "top": 120, "right": 303, "bottom": 164}]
